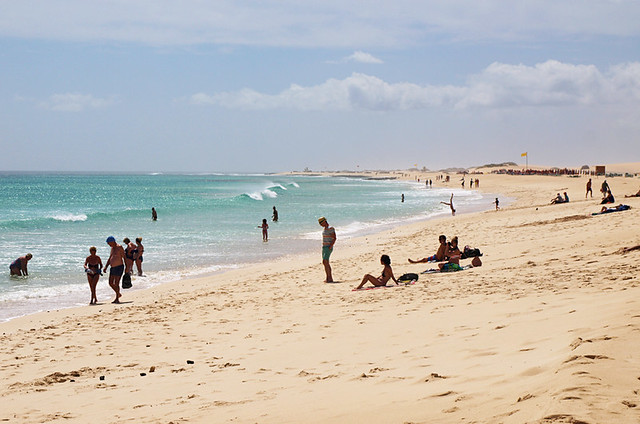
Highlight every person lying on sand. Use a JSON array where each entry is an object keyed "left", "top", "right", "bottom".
[
  {"left": 355, "top": 255, "right": 398, "bottom": 290},
  {"left": 625, "top": 187, "right": 640, "bottom": 198},
  {"left": 596, "top": 204, "right": 630, "bottom": 214},
  {"left": 438, "top": 237, "right": 462, "bottom": 272},
  {"left": 409, "top": 235, "right": 447, "bottom": 263}
]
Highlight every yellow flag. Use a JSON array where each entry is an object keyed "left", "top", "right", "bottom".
[{"left": 521, "top": 152, "right": 528, "bottom": 157}]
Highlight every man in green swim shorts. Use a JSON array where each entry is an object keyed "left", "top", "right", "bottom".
[{"left": 318, "top": 217, "right": 336, "bottom": 283}]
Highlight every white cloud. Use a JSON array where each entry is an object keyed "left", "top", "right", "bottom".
[
  {"left": 344, "top": 51, "right": 384, "bottom": 64},
  {"left": 0, "top": 1, "right": 639, "bottom": 47},
  {"left": 38, "top": 93, "right": 116, "bottom": 112},
  {"left": 190, "top": 60, "right": 640, "bottom": 111}
]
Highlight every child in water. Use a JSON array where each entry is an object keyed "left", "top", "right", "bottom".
[
  {"left": 259, "top": 218, "right": 269, "bottom": 242},
  {"left": 355, "top": 255, "right": 397, "bottom": 289}
]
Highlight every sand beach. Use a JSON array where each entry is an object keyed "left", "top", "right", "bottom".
[{"left": 2, "top": 165, "right": 640, "bottom": 423}]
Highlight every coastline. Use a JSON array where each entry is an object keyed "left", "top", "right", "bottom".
[
  {"left": 0, "top": 172, "right": 493, "bottom": 323},
  {"left": 2, "top": 167, "right": 640, "bottom": 423}
]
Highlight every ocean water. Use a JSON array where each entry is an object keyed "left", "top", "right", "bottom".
[{"left": 0, "top": 173, "right": 491, "bottom": 321}]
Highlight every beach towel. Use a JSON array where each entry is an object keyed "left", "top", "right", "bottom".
[
  {"left": 592, "top": 205, "right": 630, "bottom": 215},
  {"left": 421, "top": 264, "right": 473, "bottom": 274},
  {"left": 352, "top": 280, "right": 416, "bottom": 291}
]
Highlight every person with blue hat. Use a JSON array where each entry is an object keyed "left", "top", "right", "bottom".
[{"left": 104, "top": 236, "right": 125, "bottom": 303}]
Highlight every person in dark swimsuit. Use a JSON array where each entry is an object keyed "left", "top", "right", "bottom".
[
  {"left": 84, "top": 246, "right": 103, "bottom": 304},
  {"left": 134, "top": 237, "right": 144, "bottom": 276},
  {"left": 9, "top": 253, "right": 32, "bottom": 276},
  {"left": 355, "top": 255, "right": 398, "bottom": 289},
  {"left": 104, "top": 236, "right": 125, "bottom": 303},
  {"left": 123, "top": 237, "right": 137, "bottom": 275}
]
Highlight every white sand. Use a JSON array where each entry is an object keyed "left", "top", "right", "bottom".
[{"left": 2, "top": 165, "right": 640, "bottom": 423}]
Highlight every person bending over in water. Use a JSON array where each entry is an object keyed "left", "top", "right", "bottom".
[
  {"left": 440, "top": 193, "right": 455, "bottom": 216},
  {"left": 439, "top": 236, "right": 463, "bottom": 272},
  {"left": 409, "top": 235, "right": 447, "bottom": 263},
  {"left": 84, "top": 247, "right": 103, "bottom": 304},
  {"left": 10, "top": 253, "right": 32, "bottom": 276},
  {"left": 104, "top": 236, "right": 125, "bottom": 303},
  {"left": 355, "top": 255, "right": 398, "bottom": 290}
]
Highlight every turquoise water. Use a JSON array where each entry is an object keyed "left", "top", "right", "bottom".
[{"left": 0, "top": 173, "right": 490, "bottom": 321}]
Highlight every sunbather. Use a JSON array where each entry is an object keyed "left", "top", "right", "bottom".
[
  {"left": 438, "top": 237, "right": 462, "bottom": 272},
  {"left": 409, "top": 235, "right": 447, "bottom": 263},
  {"left": 355, "top": 255, "right": 398, "bottom": 290}
]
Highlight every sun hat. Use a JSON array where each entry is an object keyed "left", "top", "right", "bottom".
[{"left": 318, "top": 217, "right": 327, "bottom": 224}]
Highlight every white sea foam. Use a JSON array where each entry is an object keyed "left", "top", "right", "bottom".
[{"left": 50, "top": 213, "right": 88, "bottom": 222}]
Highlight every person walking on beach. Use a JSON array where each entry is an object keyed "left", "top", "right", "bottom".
[
  {"left": 318, "top": 217, "right": 336, "bottom": 283},
  {"left": 259, "top": 219, "right": 269, "bottom": 242},
  {"left": 494, "top": 197, "right": 500, "bottom": 211},
  {"left": 152, "top": 207, "right": 157, "bottom": 221},
  {"left": 441, "top": 193, "right": 456, "bottom": 216},
  {"left": 9, "top": 253, "right": 32, "bottom": 276},
  {"left": 104, "top": 236, "right": 125, "bottom": 303},
  {"left": 84, "top": 247, "right": 103, "bottom": 305},
  {"left": 601, "top": 180, "right": 610, "bottom": 196},
  {"left": 586, "top": 179, "right": 592, "bottom": 198},
  {"left": 134, "top": 237, "right": 144, "bottom": 276},
  {"left": 272, "top": 206, "right": 278, "bottom": 222}
]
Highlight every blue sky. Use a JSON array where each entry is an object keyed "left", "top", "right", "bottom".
[{"left": 1, "top": 1, "right": 639, "bottom": 172}]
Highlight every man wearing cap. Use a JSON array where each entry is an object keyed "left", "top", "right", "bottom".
[
  {"left": 104, "top": 236, "right": 125, "bottom": 303},
  {"left": 318, "top": 217, "right": 336, "bottom": 283}
]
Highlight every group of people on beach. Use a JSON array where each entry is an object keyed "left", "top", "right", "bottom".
[
  {"left": 317, "top": 212, "right": 480, "bottom": 290},
  {"left": 83, "top": 236, "right": 145, "bottom": 304},
  {"left": 547, "top": 178, "right": 637, "bottom": 207},
  {"left": 9, "top": 235, "right": 145, "bottom": 305}
]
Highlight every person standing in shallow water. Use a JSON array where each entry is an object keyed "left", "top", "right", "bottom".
[
  {"left": 259, "top": 219, "right": 269, "bottom": 242},
  {"left": 134, "top": 237, "right": 144, "bottom": 276},
  {"left": 152, "top": 207, "right": 157, "bottom": 221},
  {"left": 318, "top": 217, "right": 336, "bottom": 283},
  {"left": 272, "top": 206, "right": 278, "bottom": 222},
  {"left": 104, "top": 236, "right": 125, "bottom": 304},
  {"left": 84, "top": 247, "right": 102, "bottom": 305}
]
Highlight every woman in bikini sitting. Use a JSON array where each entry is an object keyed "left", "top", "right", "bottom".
[{"left": 355, "top": 255, "right": 398, "bottom": 290}]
